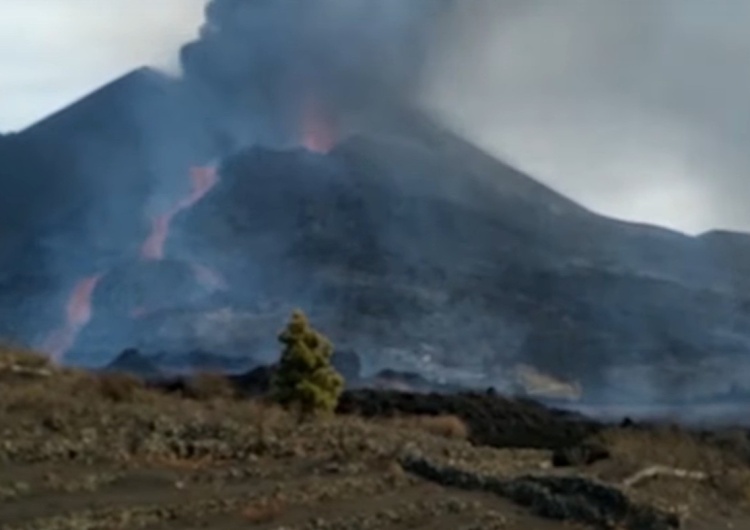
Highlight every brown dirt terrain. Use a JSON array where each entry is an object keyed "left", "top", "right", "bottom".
[{"left": 1, "top": 347, "right": 750, "bottom": 530}]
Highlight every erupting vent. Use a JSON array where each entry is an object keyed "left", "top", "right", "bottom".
[{"left": 301, "top": 94, "right": 337, "bottom": 154}]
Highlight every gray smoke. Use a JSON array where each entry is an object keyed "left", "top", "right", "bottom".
[
  {"left": 420, "top": 0, "right": 750, "bottom": 234},
  {"left": 178, "top": 0, "right": 454, "bottom": 145},
  {"left": 177, "top": 0, "right": 750, "bottom": 233}
]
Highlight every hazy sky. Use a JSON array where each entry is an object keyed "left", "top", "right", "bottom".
[
  {"left": 2, "top": 0, "right": 750, "bottom": 234},
  {"left": 0, "top": 0, "right": 206, "bottom": 131},
  {"left": 423, "top": 0, "right": 750, "bottom": 234}
]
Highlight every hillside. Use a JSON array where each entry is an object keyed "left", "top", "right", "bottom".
[
  {"left": 2, "top": 348, "right": 750, "bottom": 530},
  {"left": 2, "top": 68, "right": 750, "bottom": 404},
  {"left": 0, "top": 68, "right": 219, "bottom": 343},
  {"left": 161, "top": 124, "right": 750, "bottom": 402}
]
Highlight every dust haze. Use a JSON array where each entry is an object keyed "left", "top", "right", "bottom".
[{"left": 420, "top": 0, "right": 750, "bottom": 234}]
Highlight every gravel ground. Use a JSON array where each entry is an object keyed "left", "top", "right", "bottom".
[{"left": 2, "top": 352, "right": 749, "bottom": 529}]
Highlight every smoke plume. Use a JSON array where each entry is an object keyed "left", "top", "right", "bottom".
[
  {"left": 419, "top": 0, "right": 750, "bottom": 234},
  {"left": 6, "top": 1, "right": 750, "bottom": 234},
  {"left": 178, "top": 0, "right": 455, "bottom": 145},
  {"left": 178, "top": 0, "right": 750, "bottom": 234}
]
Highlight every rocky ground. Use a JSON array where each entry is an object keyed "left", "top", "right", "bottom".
[{"left": 2, "top": 346, "right": 750, "bottom": 530}]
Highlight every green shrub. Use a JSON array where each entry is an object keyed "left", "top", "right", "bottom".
[{"left": 270, "top": 310, "right": 344, "bottom": 417}]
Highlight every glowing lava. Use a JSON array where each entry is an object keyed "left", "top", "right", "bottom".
[
  {"left": 134, "top": 164, "right": 226, "bottom": 317},
  {"left": 301, "top": 94, "right": 336, "bottom": 153},
  {"left": 40, "top": 165, "right": 221, "bottom": 362},
  {"left": 141, "top": 166, "right": 219, "bottom": 260},
  {"left": 39, "top": 274, "right": 102, "bottom": 363},
  {"left": 66, "top": 275, "right": 101, "bottom": 324}
]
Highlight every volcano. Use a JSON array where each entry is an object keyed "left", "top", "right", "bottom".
[
  {"left": 3, "top": 67, "right": 750, "bottom": 403},
  {"left": 168, "top": 124, "right": 750, "bottom": 402}
]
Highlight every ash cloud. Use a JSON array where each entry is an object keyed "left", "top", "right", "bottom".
[
  {"left": 178, "top": 0, "right": 455, "bottom": 145},
  {"left": 420, "top": 0, "right": 750, "bottom": 234},
  {"left": 5, "top": 1, "right": 750, "bottom": 234},
  {"left": 177, "top": 0, "right": 750, "bottom": 234}
]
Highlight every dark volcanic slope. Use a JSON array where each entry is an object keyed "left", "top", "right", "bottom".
[
  {"left": 0, "top": 69, "right": 219, "bottom": 340},
  {"left": 4, "top": 67, "right": 750, "bottom": 404},
  {"left": 7, "top": 68, "right": 206, "bottom": 258},
  {"left": 0, "top": 68, "right": 230, "bottom": 344},
  {"left": 172, "top": 122, "right": 750, "bottom": 401}
]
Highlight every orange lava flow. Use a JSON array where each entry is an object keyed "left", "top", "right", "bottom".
[
  {"left": 40, "top": 274, "right": 102, "bottom": 363},
  {"left": 39, "top": 166, "right": 221, "bottom": 362},
  {"left": 141, "top": 166, "right": 219, "bottom": 261}
]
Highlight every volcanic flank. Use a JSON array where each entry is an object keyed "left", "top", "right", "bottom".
[
  {"left": 0, "top": 62, "right": 747, "bottom": 405},
  {"left": 157, "top": 119, "right": 750, "bottom": 403}
]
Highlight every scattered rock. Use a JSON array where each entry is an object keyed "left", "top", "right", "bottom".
[
  {"left": 399, "top": 454, "right": 680, "bottom": 530},
  {"left": 338, "top": 389, "right": 600, "bottom": 449},
  {"left": 552, "top": 441, "right": 611, "bottom": 467}
]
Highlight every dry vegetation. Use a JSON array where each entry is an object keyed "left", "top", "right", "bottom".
[
  {"left": 183, "top": 371, "right": 236, "bottom": 401},
  {"left": 381, "top": 414, "right": 470, "bottom": 440},
  {"left": 1, "top": 346, "right": 750, "bottom": 530},
  {"left": 588, "top": 425, "right": 750, "bottom": 515},
  {"left": 95, "top": 372, "right": 147, "bottom": 402}
]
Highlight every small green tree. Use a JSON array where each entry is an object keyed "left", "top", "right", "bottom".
[{"left": 270, "top": 310, "right": 344, "bottom": 417}]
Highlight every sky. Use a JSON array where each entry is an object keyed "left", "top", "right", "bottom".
[
  {"left": 1, "top": 0, "right": 750, "bottom": 235},
  {"left": 0, "top": 0, "right": 206, "bottom": 131}
]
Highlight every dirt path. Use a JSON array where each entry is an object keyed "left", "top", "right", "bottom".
[{"left": 1, "top": 461, "right": 579, "bottom": 530}]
